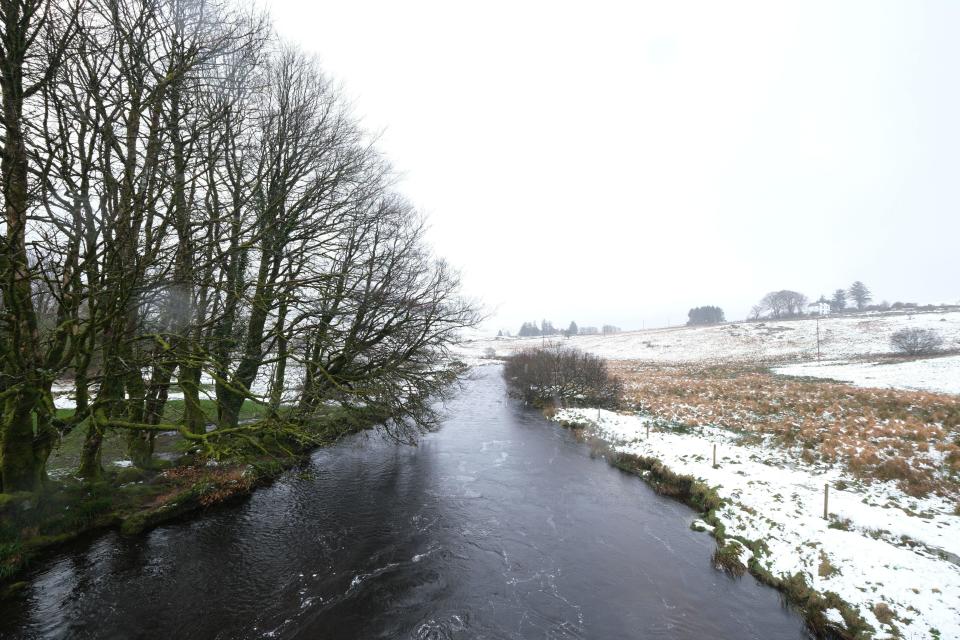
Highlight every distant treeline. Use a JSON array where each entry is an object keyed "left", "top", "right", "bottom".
[
  {"left": 687, "top": 306, "right": 725, "bottom": 326},
  {"left": 749, "top": 281, "right": 931, "bottom": 320},
  {"left": 510, "top": 321, "right": 621, "bottom": 338}
]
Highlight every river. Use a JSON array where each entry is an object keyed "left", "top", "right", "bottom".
[{"left": 0, "top": 365, "right": 809, "bottom": 639}]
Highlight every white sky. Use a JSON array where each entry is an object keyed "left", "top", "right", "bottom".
[{"left": 266, "top": 1, "right": 960, "bottom": 333}]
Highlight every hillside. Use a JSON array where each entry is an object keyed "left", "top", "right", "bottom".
[
  {"left": 462, "top": 308, "right": 960, "bottom": 395},
  {"left": 465, "top": 309, "right": 960, "bottom": 363}
]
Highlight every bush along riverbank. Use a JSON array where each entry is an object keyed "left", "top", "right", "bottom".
[
  {"left": 552, "top": 408, "right": 960, "bottom": 640},
  {"left": 0, "top": 404, "right": 386, "bottom": 598}
]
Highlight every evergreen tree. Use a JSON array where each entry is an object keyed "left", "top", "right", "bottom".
[
  {"left": 848, "top": 281, "right": 872, "bottom": 310},
  {"left": 830, "top": 289, "right": 847, "bottom": 312},
  {"left": 518, "top": 322, "right": 541, "bottom": 337},
  {"left": 686, "top": 306, "right": 725, "bottom": 325}
]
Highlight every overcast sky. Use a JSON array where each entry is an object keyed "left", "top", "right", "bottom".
[{"left": 266, "top": 1, "right": 959, "bottom": 334}]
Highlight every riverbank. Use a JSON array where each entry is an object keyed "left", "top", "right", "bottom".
[
  {"left": 554, "top": 407, "right": 960, "bottom": 640},
  {"left": 0, "top": 404, "right": 382, "bottom": 598}
]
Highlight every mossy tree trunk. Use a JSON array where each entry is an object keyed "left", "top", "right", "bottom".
[{"left": 0, "top": 0, "right": 79, "bottom": 493}]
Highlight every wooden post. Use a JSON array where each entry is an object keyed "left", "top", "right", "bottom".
[
  {"left": 597, "top": 407, "right": 601, "bottom": 422},
  {"left": 712, "top": 444, "right": 717, "bottom": 468},
  {"left": 823, "top": 484, "right": 829, "bottom": 520},
  {"left": 646, "top": 423, "right": 650, "bottom": 438},
  {"left": 816, "top": 314, "right": 821, "bottom": 362}
]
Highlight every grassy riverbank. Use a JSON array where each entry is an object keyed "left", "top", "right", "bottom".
[
  {"left": 608, "top": 451, "right": 870, "bottom": 640},
  {"left": 0, "top": 402, "right": 382, "bottom": 598},
  {"left": 554, "top": 414, "right": 868, "bottom": 639},
  {"left": 553, "top": 407, "right": 959, "bottom": 640}
]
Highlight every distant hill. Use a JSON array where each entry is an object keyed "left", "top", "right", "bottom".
[{"left": 460, "top": 307, "right": 960, "bottom": 365}]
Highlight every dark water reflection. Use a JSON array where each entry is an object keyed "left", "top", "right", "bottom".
[{"left": 0, "top": 366, "right": 809, "bottom": 639}]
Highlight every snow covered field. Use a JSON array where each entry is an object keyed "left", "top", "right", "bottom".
[
  {"left": 774, "top": 356, "right": 960, "bottom": 396},
  {"left": 462, "top": 309, "right": 960, "bottom": 364},
  {"left": 556, "top": 408, "right": 960, "bottom": 640},
  {"left": 462, "top": 309, "right": 960, "bottom": 395}
]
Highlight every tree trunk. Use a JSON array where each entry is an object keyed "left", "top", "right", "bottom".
[{"left": 1, "top": 390, "right": 42, "bottom": 492}]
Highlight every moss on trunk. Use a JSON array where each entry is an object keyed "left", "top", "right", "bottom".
[{"left": 1, "top": 391, "right": 43, "bottom": 493}]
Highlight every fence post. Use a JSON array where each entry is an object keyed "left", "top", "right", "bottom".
[
  {"left": 712, "top": 444, "right": 717, "bottom": 468},
  {"left": 823, "top": 484, "right": 829, "bottom": 520}
]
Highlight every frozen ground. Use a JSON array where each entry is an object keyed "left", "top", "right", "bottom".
[
  {"left": 556, "top": 408, "right": 960, "bottom": 640},
  {"left": 461, "top": 309, "right": 960, "bottom": 364},
  {"left": 774, "top": 355, "right": 960, "bottom": 396}
]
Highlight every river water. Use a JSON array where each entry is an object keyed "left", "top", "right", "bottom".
[{"left": 1, "top": 366, "right": 809, "bottom": 639}]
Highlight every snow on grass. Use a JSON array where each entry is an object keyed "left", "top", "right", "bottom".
[
  {"left": 50, "top": 367, "right": 307, "bottom": 411},
  {"left": 555, "top": 407, "right": 960, "bottom": 640},
  {"left": 774, "top": 355, "right": 960, "bottom": 396},
  {"left": 461, "top": 309, "right": 960, "bottom": 364},
  {"left": 615, "top": 363, "right": 960, "bottom": 497}
]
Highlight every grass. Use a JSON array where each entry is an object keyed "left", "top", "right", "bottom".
[
  {"left": 48, "top": 399, "right": 271, "bottom": 476},
  {"left": 712, "top": 541, "right": 747, "bottom": 577},
  {"left": 0, "top": 542, "right": 24, "bottom": 580},
  {"left": 872, "top": 602, "right": 895, "bottom": 626},
  {"left": 613, "top": 361, "right": 960, "bottom": 497},
  {"left": 828, "top": 516, "right": 853, "bottom": 531},
  {"left": 818, "top": 551, "right": 840, "bottom": 578}
]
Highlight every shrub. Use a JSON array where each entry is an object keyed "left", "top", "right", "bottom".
[
  {"left": 503, "top": 346, "right": 623, "bottom": 407},
  {"left": 890, "top": 328, "right": 944, "bottom": 356}
]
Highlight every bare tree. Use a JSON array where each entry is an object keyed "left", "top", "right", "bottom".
[{"left": 757, "top": 290, "right": 808, "bottom": 319}]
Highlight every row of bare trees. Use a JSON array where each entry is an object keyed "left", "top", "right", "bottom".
[
  {"left": 0, "top": 0, "right": 477, "bottom": 492},
  {"left": 751, "top": 290, "right": 808, "bottom": 320}
]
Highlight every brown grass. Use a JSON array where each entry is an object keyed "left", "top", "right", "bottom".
[
  {"left": 872, "top": 602, "right": 895, "bottom": 626},
  {"left": 150, "top": 465, "right": 253, "bottom": 508},
  {"left": 613, "top": 362, "right": 960, "bottom": 497}
]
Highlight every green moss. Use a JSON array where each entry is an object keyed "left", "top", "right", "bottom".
[
  {"left": 119, "top": 484, "right": 207, "bottom": 535},
  {"left": 114, "top": 467, "right": 149, "bottom": 485},
  {"left": 48, "top": 399, "right": 273, "bottom": 475}
]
